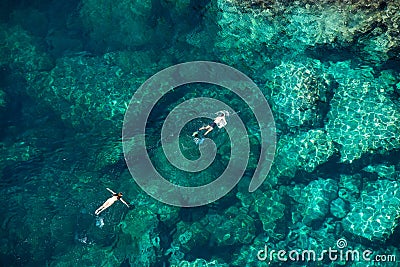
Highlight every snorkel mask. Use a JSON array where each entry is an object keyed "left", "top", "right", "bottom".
[{"left": 216, "top": 110, "right": 230, "bottom": 117}]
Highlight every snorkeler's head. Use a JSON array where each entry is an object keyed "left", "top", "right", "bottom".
[{"left": 216, "top": 110, "right": 230, "bottom": 117}]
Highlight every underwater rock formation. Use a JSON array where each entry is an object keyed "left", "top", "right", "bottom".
[
  {"left": 0, "top": 25, "right": 54, "bottom": 72},
  {"left": 269, "top": 129, "right": 335, "bottom": 182},
  {"left": 338, "top": 174, "right": 362, "bottom": 203},
  {"left": 326, "top": 62, "right": 400, "bottom": 163},
  {"left": 210, "top": 206, "right": 257, "bottom": 246},
  {"left": 79, "top": 0, "right": 154, "bottom": 50},
  {"left": 228, "top": 0, "right": 400, "bottom": 60},
  {"left": 343, "top": 179, "right": 400, "bottom": 243},
  {"left": 173, "top": 206, "right": 256, "bottom": 253},
  {"left": 214, "top": 0, "right": 281, "bottom": 76},
  {"left": 241, "top": 189, "right": 287, "bottom": 240},
  {"left": 79, "top": 0, "right": 205, "bottom": 53},
  {"left": 174, "top": 221, "right": 210, "bottom": 254},
  {"left": 363, "top": 163, "right": 398, "bottom": 180},
  {"left": 0, "top": 24, "right": 172, "bottom": 137},
  {"left": 268, "top": 59, "right": 333, "bottom": 130},
  {"left": 289, "top": 178, "right": 338, "bottom": 227},
  {"left": 0, "top": 24, "right": 169, "bottom": 170},
  {"left": 32, "top": 55, "right": 137, "bottom": 132},
  {"left": 330, "top": 197, "right": 350, "bottom": 219}
]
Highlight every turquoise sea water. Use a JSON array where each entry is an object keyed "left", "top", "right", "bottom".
[{"left": 1, "top": 0, "right": 400, "bottom": 266}]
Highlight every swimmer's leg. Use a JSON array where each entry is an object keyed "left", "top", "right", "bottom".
[
  {"left": 95, "top": 208, "right": 102, "bottom": 215},
  {"left": 199, "top": 125, "right": 212, "bottom": 131},
  {"left": 204, "top": 127, "right": 213, "bottom": 136},
  {"left": 95, "top": 204, "right": 106, "bottom": 215}
]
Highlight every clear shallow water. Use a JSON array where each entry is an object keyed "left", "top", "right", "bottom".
[{"left": 1, "top": 0, "right": 400, "bottom": 266}]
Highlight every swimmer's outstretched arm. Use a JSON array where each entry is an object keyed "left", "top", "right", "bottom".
[
  {"left": 106, "top": 188, "right": 116, "bottom": 194},
  {"left": 119, "top": 198, "right": 130, "bottom": 208}
]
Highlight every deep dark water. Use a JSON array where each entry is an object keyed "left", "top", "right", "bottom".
[{"left": 1, "top": 0, "right": 400, "bottom": 266}]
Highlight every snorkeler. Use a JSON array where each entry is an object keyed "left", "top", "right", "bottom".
[
  {"left": 194, "top": 110, "right": 229, "bottom": 137},
  {"left": 95, "top": 188, "right": 130, "bottom": 215}
]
